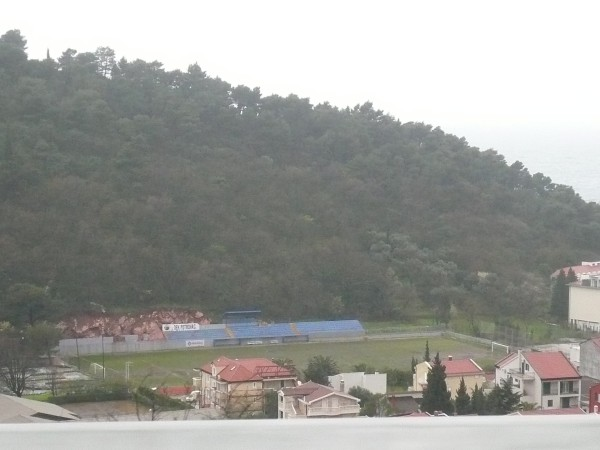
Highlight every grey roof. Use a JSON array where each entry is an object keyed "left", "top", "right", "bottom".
[{"left": 0, "top": 394, "right": 80, "bottom": 423}]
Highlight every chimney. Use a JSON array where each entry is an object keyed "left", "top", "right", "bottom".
[
  {"left": 448, "top": 355, "right": 453, "bottom": 361},
  {"left": 340, "top": 377, "right": 345, "bottom": 393}
]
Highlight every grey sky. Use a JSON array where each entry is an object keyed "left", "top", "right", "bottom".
[{"left": 3, "top": 0, "right": 599, "bottom": 198}]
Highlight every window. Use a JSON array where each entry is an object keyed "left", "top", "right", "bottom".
[
  {"left": 547, "top": 400, "right": 553, "bottom": 407},
  {"left": 561, "top": 381, "right": 574, "bottom": 394},
  {"left": 543, "top": 382, "right": 551, "bottom": 395}
]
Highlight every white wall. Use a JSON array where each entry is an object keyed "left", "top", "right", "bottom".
[
  {"left": 329, "top": 372, "right": 387, "bottom": 395},
  {"left": 569, "top": 285, "right": 600, "bottom": 331}
]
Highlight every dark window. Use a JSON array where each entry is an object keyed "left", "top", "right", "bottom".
[{"left": 543, "top": 382, "right": 551, "bottom": 395}]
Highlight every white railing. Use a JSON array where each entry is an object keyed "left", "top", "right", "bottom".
[
  {"left": 306, "top": 405, "right": 360, "bottom": 417},
  {"left": 507, "top": 369, "right": 534, "bottom": 380}
]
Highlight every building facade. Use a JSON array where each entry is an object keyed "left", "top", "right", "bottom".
[
  {"left": 198, "top": 356, "right": 297, "bottom": 414},
  {"left": 412, "top": 357, "right": 486, "bottom": 399},
  {"left": 278, "top": 381, "right": 360, "bottom": 419},
  {"left": 495, "top": 351, "right": 581, "bottom": 410},
  {"left": 328, "top": 372, "right": 387, "bottom": 395},
  {"left": 569, "top": 278, "right": 600, "bottom": 332},
  {"left": 579, "top": 337, "right": 600, "bottom": 380}
]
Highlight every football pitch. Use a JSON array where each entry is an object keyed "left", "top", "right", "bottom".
[{"left": 80, "top": 336, "right": 504, "bottom": 387}]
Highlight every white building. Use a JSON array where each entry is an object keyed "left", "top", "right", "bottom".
[
  {"left": 328, "top": 372, "right": 387, "bottom": 395},
  {"left": 495, "top": 351, "right": 581, "bottom": 410},
  {"left": 569, "top": 274, "right": 600, "bottom": 332},
  {"left": 278, "top": 382, "right": 360, "bottom": 419}
]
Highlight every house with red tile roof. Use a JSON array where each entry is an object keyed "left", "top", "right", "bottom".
[
  {"left": 278, "top": 381, "right": 360, "bottom": 419},
  {"left": 495, "top": 351, "right": 581, "bottom": 410},
  {"left": 199, "top": 356, "right": 297, "bottom": 415},
  {"left": 412, "top": 356, "right": 486, "bottom": 399}
]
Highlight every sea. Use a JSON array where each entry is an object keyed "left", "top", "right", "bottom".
[{"left": 455, "top": 125, "right": 600, "bottom": 204}]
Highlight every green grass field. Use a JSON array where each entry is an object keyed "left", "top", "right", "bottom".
[{"left": 78, "top": 336, "right": 505, "bottom": 387}]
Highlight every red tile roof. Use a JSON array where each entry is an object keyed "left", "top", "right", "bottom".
[
  {"left": 158, "top": 386, "right": 193, "bottom": 396},
  {"left": 441, "top": 358, "right": 484, "bottom": 376},
  {"left": 523, "top": 351, "right": 580, "bottom": 380},
  {"left": 551, "top": 264, "right": 600, "bottom": 279},
  {"left": 200, "top": 356, "right": 295, "bottom": 383}
]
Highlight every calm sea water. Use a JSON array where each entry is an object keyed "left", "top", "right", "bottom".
[
  {"left": 499, "top": 146, "right": 599, "bottom": 204},
  {"left": 458, "top": 125, "right": 599, "bottom": 204}
]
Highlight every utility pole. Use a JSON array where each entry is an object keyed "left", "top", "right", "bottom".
[{"left": 90, "top": 301, "right": 107, "bottom": 380}]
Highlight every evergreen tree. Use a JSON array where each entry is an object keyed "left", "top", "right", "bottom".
[
  {"left": 411, "top": 356, "right": 418, "bottom": 374},
  {"left": 551, "top": 268, "right": 574, "bottom": 322},
  {"left": 454, "top": 377, "right": 471, "bottom": 415},
  {"left": 424, "top": 340, "right": 430, "bottom": 362},
  {"left": 486, "top": 378, "right": 521, "bottom": 415},
  {"left": 566, "top": 267, "right": 578, "bottom": 284},
  {"left": 420, "top": 352, "right": 454, "bottom": 415},
  {"left": 471, "top": 384, "right": 486, "bottom": 415}
]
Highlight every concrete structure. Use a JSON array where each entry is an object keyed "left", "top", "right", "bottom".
[
  {"left": 278, "top": 381, "right": 360, "bottom": 419},
  {"left": 413, "top": 357, "right": 486, "bottom": 399},
  {"left": 198, "top": 356, "right": 297, "bottom": 414},
  {"left": 495, "top": 351, "right": 581, "bottom": 410},
  {"left": 329, "top": 372, "right": 387, "bottom": 395},
  {"left": 569, "top": 276, "right": 600, "bottom": 332},
  {"left": 579, "top": 337, "right": 600, "bottom": 380},
  {"left": 0, "top": 394, "right": 80, "bottom": 423}
]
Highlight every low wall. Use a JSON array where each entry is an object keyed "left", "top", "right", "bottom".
[
  {"left": 59, "top": 330, "right": 498, "bottom": 357},
  {"left": 59, "top": 336, "right": 189, "bottom": 356}
]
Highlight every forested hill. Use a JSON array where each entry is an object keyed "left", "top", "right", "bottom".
[{"left": 1, "top": 30, "right": 600, "bottom": 326}]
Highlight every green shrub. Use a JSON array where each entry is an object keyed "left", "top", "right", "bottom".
[{"left": 47, "top": 381, "right": 131, "bottom": 405}]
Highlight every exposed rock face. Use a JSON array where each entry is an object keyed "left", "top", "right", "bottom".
[{"left": 57, "top": 309, "right": 210, "bottom": 341}]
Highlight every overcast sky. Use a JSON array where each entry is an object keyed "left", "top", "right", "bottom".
[{"left": 3, "top": 0, "right": 599, "bottom": 199}]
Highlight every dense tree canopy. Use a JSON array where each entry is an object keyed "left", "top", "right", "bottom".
[
  {"left": 303, "top": 355, "right": 339, "bottom": 385},
  {"left": 1, "top": 30, "right": 599, "bottom": 324}
]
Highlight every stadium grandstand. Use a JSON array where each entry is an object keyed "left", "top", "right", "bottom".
[{"left": 162, "top": 311, "right": 365, "bottom": 348}]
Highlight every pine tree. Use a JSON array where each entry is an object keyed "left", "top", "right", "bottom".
[
  {"left": 424, "top": 340, "right": 430, "bottom": 362},
  {"left": 550, "top": 269, "right": 568, "bottom": 321},
  {"left": 454, "top": 377, "right": 471, "bottom": 415},
  {"left": 471, "top": 384, "right": 486, "bottom": 415},
  {"left": 420, "top": 352, "right": 454, "bottom": 415},
  {"left": 486, "top": 378, "right": 521, "bottom": 415}
]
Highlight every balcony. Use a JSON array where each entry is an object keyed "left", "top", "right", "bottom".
[
  {"left": 306, "top": 405, "right": 360, "bottom": 417},
  {"left": 507, "top": 369, "right": 535, "bottom": 381}
]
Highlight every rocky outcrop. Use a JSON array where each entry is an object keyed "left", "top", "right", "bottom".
[{"left": 57, "top": 309, "right": 210, "bottom": 341}]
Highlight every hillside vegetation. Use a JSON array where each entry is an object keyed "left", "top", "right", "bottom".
[{"left": 1, "top": 30, "right": 600, "bottom": 326}]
